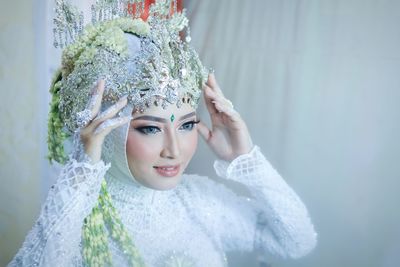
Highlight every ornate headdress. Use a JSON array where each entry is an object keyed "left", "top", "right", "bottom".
[
  {"left": 48, "top": 1, "right": 207, "bottom": 266},
  {"left": 48, "top": 0, "right": 208, "bottom": 163}
]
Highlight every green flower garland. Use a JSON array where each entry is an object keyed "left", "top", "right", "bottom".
[
  {"left": 62, "top": 18, "right": 149, "bottom": 78},
  {"left": 82, "top": 181, "right": 145, "bottom": 267},
  {"left": 47, "top": 69, "right": 70, "bottom": 164}
]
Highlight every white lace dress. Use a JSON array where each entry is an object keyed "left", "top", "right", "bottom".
[{"left": 8, "top": 146, "right": 317, "bottom": 266}]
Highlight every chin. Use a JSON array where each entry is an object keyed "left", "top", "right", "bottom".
[{"left": 136, "top": 174, "right": 183, "bottom": 191}]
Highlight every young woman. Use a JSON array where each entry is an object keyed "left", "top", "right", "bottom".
[{"left": 9, "top": 1, "right": 316, "bottom": 266}]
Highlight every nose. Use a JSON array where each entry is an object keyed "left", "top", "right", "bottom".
[{"left": 160, "top": 129, "right": 180, "bottom": 159}]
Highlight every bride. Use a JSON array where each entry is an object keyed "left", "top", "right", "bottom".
[{"left": 9, "top": 0, "right": 316, "bottom": 266}]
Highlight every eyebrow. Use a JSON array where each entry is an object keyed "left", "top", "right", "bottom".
[{"left": 133, "top": 112, "right": 196, "bottom": 123}]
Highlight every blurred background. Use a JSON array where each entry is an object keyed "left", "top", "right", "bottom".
[{"left": 1, "top": 0, "right": 400, "bottom": 266}]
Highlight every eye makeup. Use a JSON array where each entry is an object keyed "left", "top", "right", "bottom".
[
  {"left": 134, "top": 125, "right": 161, "bottom": 135},
  {"left": 178, "top": 120, "right": 200, "bottom": 131},
  {"left": 131, "top": 119, "right": 199, "bottom": 135}
]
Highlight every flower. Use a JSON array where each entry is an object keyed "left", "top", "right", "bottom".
[{"left": 61, "top": 18, "right": 151, "bottom": 77}]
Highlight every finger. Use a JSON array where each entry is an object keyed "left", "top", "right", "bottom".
[
  {"left": 204, "top": 86, "right": 239, "bottom": 126},
  {"left": 86, "top": 79, "right": 105, "bottom": 119},
  {"left": 204, "top": 82, "right": 230, "bottom": 107},
  {"left": 94, "top": 116, "right": 132, "bottom": 136},
  {"left": 196, "top": 121, "right": 212, "bottom": 141},
  {"left": 212, "top": 100, "right": 240, "bottom": 122},
  {"left": 206, "top": 73, "right": 223, "bottom": 95},
  {"left": 208, "top": 90, "right": 229, "bottom": 105},
  {"left": 203, "top": 85, "right": 218, "bottom": 115},
  {"left": 206, "top": 87, "right": 233, "bottom": 112},
  {"left": 89, "top": 96, "right": 128, "bottom": 129}
]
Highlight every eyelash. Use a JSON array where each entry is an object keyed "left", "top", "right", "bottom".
[{"left": 134, "top": 120, "right": 200, "bottom": 135}]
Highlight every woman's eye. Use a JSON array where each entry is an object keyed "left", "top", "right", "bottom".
[
  {"left": 179, "top": 120, "right": 199, "bottom": 131},
  {"left": 135, "top": 126, "right": 161, "bottom": 135}
]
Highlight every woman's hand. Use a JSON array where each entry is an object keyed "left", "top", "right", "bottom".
[
  {"left": 197, "top": 74, "right": 253, "bottom": 162},
  {"left": 79, "top": 80, "right": 131, "bottom": 163}
]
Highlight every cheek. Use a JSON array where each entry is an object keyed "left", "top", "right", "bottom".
[
  {"left": 181, "top": 131, "right": 198, "bottom": 160},
  {"left": 126, "top": 132, "right": 162, "bottom": 165}
]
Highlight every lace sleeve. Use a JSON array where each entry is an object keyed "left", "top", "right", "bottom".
[
  {"left": 213, "top": 146, "right": 317, "bottom": 258},
  {"left": 8, "top": 158, "right": 110, "bottom": 267}
]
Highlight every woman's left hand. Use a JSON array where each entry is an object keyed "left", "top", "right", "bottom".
[{"left": 197, "top": 73, "right": 253, "bottom": 162}]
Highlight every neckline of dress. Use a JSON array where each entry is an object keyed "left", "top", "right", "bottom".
[{"left": 105, "top": 172, "right": 179, "bottom": 204}]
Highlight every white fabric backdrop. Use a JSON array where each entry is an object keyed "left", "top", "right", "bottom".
[
  {"left": 0, "top": 1, "right": 48, "bottom": 265},
  {"left": 185, "top": 1, "right": 400, "bottom": 267}
]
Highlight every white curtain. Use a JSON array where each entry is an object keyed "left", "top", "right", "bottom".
[{"left": 186, "top": 1, "right": 400, "bottom": 267}]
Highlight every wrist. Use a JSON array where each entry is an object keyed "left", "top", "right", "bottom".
[{"left": 231, "top": 136, "right": 254, "bottom": 160}]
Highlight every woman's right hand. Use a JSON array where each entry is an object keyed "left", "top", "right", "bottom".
[{"left": 79, "top": 80, "right": 131, "bottom": 163}]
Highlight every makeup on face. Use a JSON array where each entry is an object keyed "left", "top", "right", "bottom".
[
  {"left": 153, "top": 165, "right": 180, "bottom": 177},
  {"left": 130, "top": 112, "right": 199, "bottom": 135},
  {"left": 126, "top": 104, "right": 199, "bottom": 190}
]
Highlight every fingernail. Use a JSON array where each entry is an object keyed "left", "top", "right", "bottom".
[{"left": 209, "top": 67, "right": 215, "bottom": 74}]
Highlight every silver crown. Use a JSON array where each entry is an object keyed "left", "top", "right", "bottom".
[{"left": 52, "top": 0, "right": 208, "bottom": 131}]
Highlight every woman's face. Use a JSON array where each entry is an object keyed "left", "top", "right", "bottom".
[{"left": 126, "top": 102, "right": 198, "bottom": 190}]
